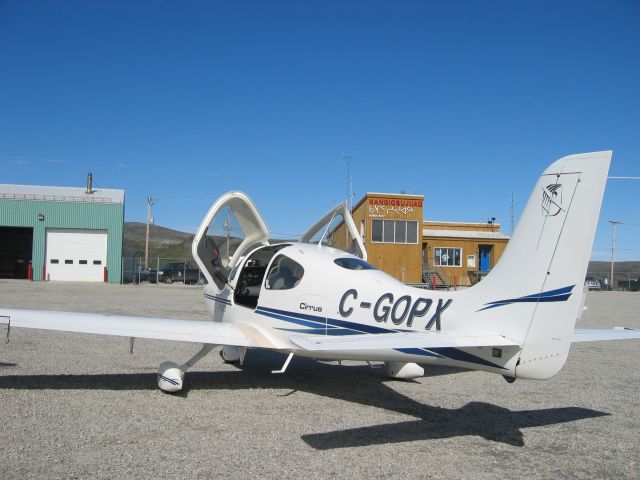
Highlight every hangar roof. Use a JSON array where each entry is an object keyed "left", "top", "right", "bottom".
[{"left": 0, "top": 184, "right": 124, "bottom": 204}]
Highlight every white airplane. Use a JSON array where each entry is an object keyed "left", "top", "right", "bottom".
[{"left": 2, "top": 151, "right": 639, "bottom": 393}]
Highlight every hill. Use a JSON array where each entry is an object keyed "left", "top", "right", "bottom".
[
  {"left": 124, "top": 222, "right": 195, "bottom": 264},
  {"left": 125, "top": 222, "right": 640, "bottom": 283},
  {"left": 587, "top": 261, "right": 640, "bottom": 284}
]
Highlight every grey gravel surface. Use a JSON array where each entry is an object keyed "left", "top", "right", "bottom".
[{"left": 0, "top": 280, "right": 638, "bottom": 479}]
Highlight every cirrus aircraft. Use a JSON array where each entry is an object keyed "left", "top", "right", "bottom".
[{"left": 2, "top": 151, "right": 639, "bottom": 393}]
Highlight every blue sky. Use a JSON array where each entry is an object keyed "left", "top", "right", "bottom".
[{"left": 1, "top": 1, "right": 639, "bottom": 260}]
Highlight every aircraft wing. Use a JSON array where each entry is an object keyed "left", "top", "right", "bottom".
[
  {"left": 0, "top": 308, "right": 253, "bottom": 346},
  {"left": 289, "top": 331, "right": 519, "bottom": 351},
  {"left": 572, "top": 327, "right": 640, "bottom": 342}
]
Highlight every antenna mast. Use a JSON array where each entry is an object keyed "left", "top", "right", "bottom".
[
  {"left": 343, "top": 152, "right": 352, "bottom": 211},
  {"left": 145, "top": 197, "right": 155, "bottom": 268}
]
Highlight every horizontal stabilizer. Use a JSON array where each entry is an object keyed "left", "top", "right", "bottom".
[
  {"left": 290, "top": 331, "right": 519, "bottom": 352},
  {"left": 0, "top": 308, "right": 252, "bottom": 346},
  {"left": 572, "top": 327, "right": 640, "bottom": 342}
]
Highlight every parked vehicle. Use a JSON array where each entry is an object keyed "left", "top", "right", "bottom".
[
  {"left": 149, "top": 262, "right": 204, "bottom": 285},
  {"left": 127, "top": 265, "right": 151, "bottom": 284},
  {"left": 584, "top": 276, "right": 601, "bottom": 291},
  {"left": 122, "top": 260, "right": 151, "bottom": 284},
  {"left": 618, "top": 278, "right": 640, "bottom": 292}
]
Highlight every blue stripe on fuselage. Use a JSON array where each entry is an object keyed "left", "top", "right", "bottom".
[{"left": 257, "top": 305, "right": 394, "bottom": 335}]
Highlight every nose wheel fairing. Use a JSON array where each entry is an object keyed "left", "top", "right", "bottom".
[{"left": 157, "top": 343, "right": 217, "bottom": 393}]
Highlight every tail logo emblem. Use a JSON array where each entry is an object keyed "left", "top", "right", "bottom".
[{"left": 542, "top": 183, "right": 563, "bottom": 216}]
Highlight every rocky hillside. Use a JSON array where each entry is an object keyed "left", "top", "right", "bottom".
[
  {"left": 124, "top": 222, "right": 195, "bottom": 263},
  {"left": 586, "top": 261, "right": 640, "bottom": 283},
  {"left": 124, "top": 221, "right": 639, "bottom": 281}
]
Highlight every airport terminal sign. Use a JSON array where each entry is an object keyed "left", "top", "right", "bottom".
[{"left": 368, "top": 197, "right": 423, "bottom": 218}]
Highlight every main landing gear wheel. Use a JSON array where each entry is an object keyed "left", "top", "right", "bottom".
[
  {"left": 157, "top": 343, "right": 216, "bottom": 393},
  {"left": 220, "top": 345, "right": 241, "bottom": 363},
  {"left": 383, "top": 362, "right": 424, "bottom": 379}
]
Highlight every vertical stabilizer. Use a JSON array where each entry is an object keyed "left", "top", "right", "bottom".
[{"left": 465, "top": 152, "right": 611, "bottom": 379}]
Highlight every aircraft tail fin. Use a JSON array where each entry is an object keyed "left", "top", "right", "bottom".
[{"left": 465, "top": 151, "right": 611, "bottom": 379}]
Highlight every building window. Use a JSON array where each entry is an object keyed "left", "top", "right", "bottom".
[
  {"left": 50, "top": 259, "right": 59, "bottom": 264},
  {"left": 371, "top": 219, "right": 419, "bottom": 244},
  {"left": 372, "top": 220, "right": 383, "bottom": 242},
  {"left": 407, "top": 222, "right": 418, "bottom": 243},
  {"left": 65, "top": 259, "right": 73, "bottom": 264},
  {"left": 434, "top": 247, "right": 461, "bottom": 267},
  {"left": 79, "top": 260, "right": 88, "bottom": 265},
  {"left": 93, "top": 260, "right": 102, "bottom": 265},
  {"left": 395, "top": 221, "right": 406, "bottom": 243}
]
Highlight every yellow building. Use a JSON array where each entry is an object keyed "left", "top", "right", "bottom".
[
  {"left": 422, "top": 221, "right": 509, "bottom": 287},
  {"left": 339, "top": 193, "right": 510, "bottom": 287}
]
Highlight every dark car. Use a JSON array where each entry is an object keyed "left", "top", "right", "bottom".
[
  {"left": 149, "top": 262, "right": 204, "bottom": 285},
  {"left": 123, "top": 264, "right": 151, "bottom": 284}
]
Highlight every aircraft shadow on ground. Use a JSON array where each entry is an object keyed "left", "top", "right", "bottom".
[{"left": 0, "top": 350, "right": 608, "bottom": 448}]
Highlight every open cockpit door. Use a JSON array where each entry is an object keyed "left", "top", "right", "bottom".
[
  {"left": 192, "top": 191, "right": 270, "bottom": 289},
  {"left": 299, "top": 201, "right": 367, "bottom": 260}
]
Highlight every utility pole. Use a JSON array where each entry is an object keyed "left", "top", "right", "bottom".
[
  {"left": 609, "top": 220, "right": 620, "bottom": 291},
  {"left": 224, "top": 207, "right": 232, "bottom": 264},
  {"left": 510, "top": 189, "right": 515, "bottom": 235},
  {"left": 145, "top": 197, "right": 155, "bottom": 268}
]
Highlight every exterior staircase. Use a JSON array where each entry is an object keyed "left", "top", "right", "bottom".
[{"left": 422, "top": 268, "right": 449, "bottom": 290}]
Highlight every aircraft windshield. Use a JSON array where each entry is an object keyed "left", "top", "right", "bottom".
[
  {"left": 334, "top": 257, "right": 377, "bottom": 270},
  {"left": 299, "top": 202, "right": 366, "bottom": 260},
  {"left": 305, "top": 211, "right": 345, "bottom": 247}
]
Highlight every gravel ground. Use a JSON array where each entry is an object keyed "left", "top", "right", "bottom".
[{"left": 0, "top": 280, "right": 638, "bottom": 479}]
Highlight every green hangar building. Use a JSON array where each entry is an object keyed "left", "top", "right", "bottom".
[{"left": 0, "top": 178, "right": 124, "bottom": 283}]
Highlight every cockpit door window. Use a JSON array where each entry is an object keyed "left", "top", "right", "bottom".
[
  {"left": 193, "top": 192, "right": 270, "bottom": 289},
  {"left": 299, "top": 201, "right": 367, "bottom": 260}
]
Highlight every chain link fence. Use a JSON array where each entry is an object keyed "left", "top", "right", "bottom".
[{"left": 121, "top": 257, "right": 206, "bottom": 285}]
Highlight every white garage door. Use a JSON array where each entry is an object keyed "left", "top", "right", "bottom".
[{"left": 46, "top": 229, "right": 108, "bottom": 282}]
